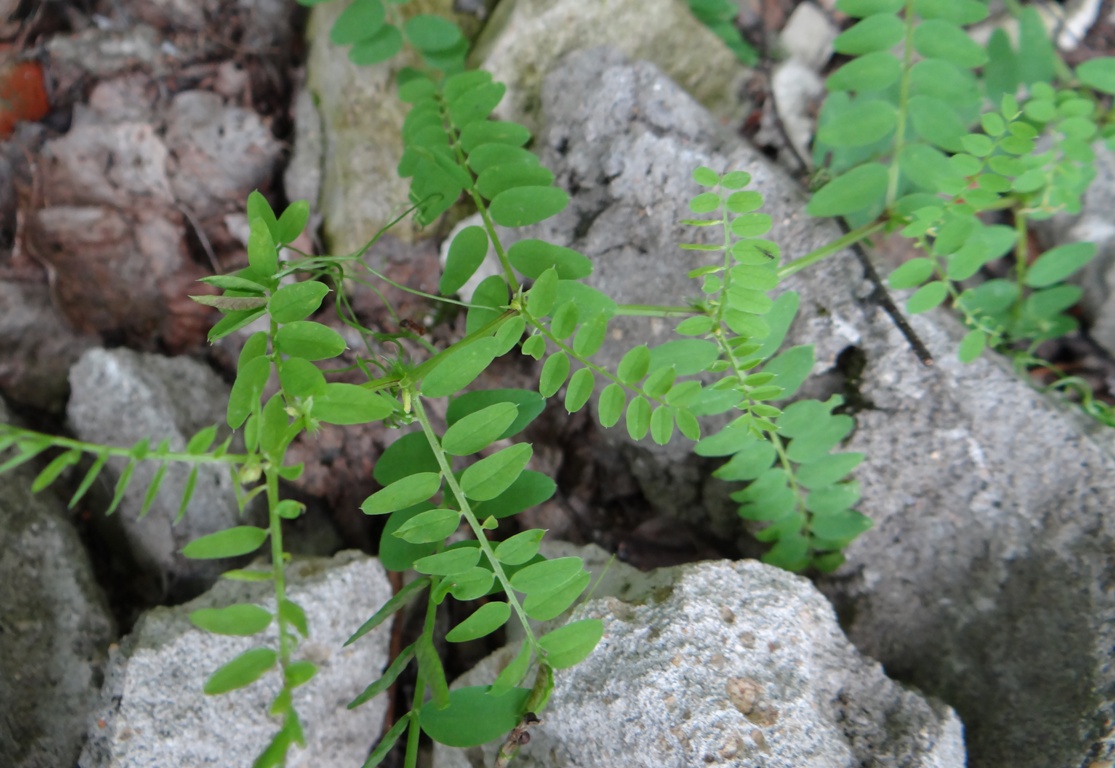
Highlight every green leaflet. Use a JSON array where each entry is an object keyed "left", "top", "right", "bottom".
[
  {"left": 361, "top": 473, "right": 442, "bottom": 516},
  {"left": 807, "top": 163, "right": 888, "bottom": 217},
  {"left": 445, "top": 602, "right": 511, "bottom": 642},
  {"left": 538, "top": 619, "right": 604, "bottom": 669},
  {"left": 490, "top": 186, "right": 570, "bottom": 228},
  {"left": 204, "top": 648, "right": 277, "bottom": 695},
  {"left": 420, "top": 687, "right": 531, "bottom": 748},
  {"left": 460, "top": 443, "right": 532, "bottom": 501},
  {"left": 441, "top": 402, "right": 519, "bottom": 455},
  {"left": 183, "top": 526, "right": 269, "bottom": 560},
  {"left": 441, "top": 226, "right": 489, "bottom": 296},
  {"left": 190, "top": 604, "right": 272, "bottom": 636}
]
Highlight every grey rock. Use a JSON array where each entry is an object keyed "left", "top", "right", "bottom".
[
  {"left": 297, "top": 0, "right": 463, "bottom": 252},
  {"left": 471, "top": 0, "right": 750, "bottom": 137},
  {"left": 164, "top": 90, "right": 282, "bottom": 221},
  {"left": 0, "top": 281, "right": 96, "bottom": 412},
  {"left": 0, "top": 398, "right": 116, "bottom": 768},
  {"left": 779, "top": 2, "right": 837, "bottom": 72},
  {"left": 435, "top": 556, "right": 964, "bottom": 768},
  {"left": 507, "top": 47, "right": 1115, "bottom": 768},
  {"left": 67, "top": 348, "right": 250, "bottom": 599},
  {"left": 79, "top": 551, "right": 393, "bottom": 768}
]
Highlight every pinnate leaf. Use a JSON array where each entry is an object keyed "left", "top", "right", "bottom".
[
  {"left": 494, "top": 529, "right": 545, "bottom": 565},
  {"left": 446, "top": 602, "right": 511, "bottom": 642},
  {"left": 539, "top": 619, "right": 604, "bottom": 669},
  {"left": 422, "top": 337, "right": 500, "bottom": 398},
  {"left": 190, "top": 604, "right": 272, "bottom": 636},
  {"left": 597, "top": 383, "right": 625, "bottom": 428},
  {"left": 1025, "top": 242, "right": 1096, "bottom": 288},
  {"left": 564, "top": 367, "right": 595, "bottom": 413},
  {"left": 183, "top": 526, "right": 268, "bottom": 560},
  {"left": 441, "top": 226, "right": 489, "bottom": 296},
  {"left": 274, "top": 321, "right": 346, "bottom": 361},
  {"left": 447, "top": 389, "right": 545, "bottom": 441},
  {"left": 1078, "top": 57, "right": 1115, "bottom": 95},
  {"left": 442, "top": 402, "right": 519, "bottom": 455},
  {"left": 906, "top": 280, "right": 949, "bottom": 314},
  {"left": 361, "top": 473, "right": 442, "bottom": 516},
  {"left": 419, "top": 686, "right": 531, "bottom": 748},
  {"left": 313, "top": 383, "right": 394, "bottom": 425},
  {"left": 834, "top": 13, "right": 904, "bottom": 54},
  {"left": 393, "top": 508, "right": 461, "bottom": 544},
  {"left": 204, "top": 647, "right": 277, "bottom": 695},
  {"left": 489, "top": 186, "right": 569, "bottom": 227},
  {"left": 413, "top": 546, "right": 481, "bottom": 577},
  {"left": 460, "top": 443, "right": 532, "bottom": 501},
  {"left": 539, "top": 351, "right": 570, "bottom": 398},
  {"left": 807, "top": 163, "right": 888, "bottom": 217}
]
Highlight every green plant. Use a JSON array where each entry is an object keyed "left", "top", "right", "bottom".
[
  {"left": 4, "top": 1, "right": 1115, "bottom": 766},
  {"left": 801, "top": 0, "right": 1115, "bottom": 423}
]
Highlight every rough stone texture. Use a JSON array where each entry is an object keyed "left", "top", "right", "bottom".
[
  {"left": 27, "top": 68, "right": 281, "bottom": 351},
  {"left": 472, "top": 0, "right": 749, "bottom": 137},
  {"left": 79, "top": 551, "right": 393, "bottom": 768},
  {"left": 499, "top": 47, "right": 1115, "bottom": 768},
  {"left": 0, "top": 280, "right": 96, "bottom": 412},
  {"left": 778, "top": 2, "right": 837, "bottom": 72},
  {"left": 67, "top": 348, "right": 250, "bottom": 600},
  {"left": 164, "top": 89, "right": 281, "bottom": 222},
  {"left": 299, "top": 0, "right": 467, "bottom": 252},
  {"left": 1037, "top": 143, "right": 1115, "bottom": 356},
  {"left": 0, "top": 398, "right": 116, "bottom": 768},
  {"left": 435, "top": 556, "right": 964, "bottom": 768}
]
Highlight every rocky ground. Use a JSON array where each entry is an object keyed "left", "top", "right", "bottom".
[{"left": 3, "top": 1, "right": 1115, "bottom": 767}]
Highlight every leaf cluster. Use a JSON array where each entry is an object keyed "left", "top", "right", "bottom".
[{"left": 806, "top": 0, "right": 1115, "bottom": 409}]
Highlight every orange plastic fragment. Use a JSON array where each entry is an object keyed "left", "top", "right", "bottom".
[{"left": 0, "top": 59, "right": 49, "bottom": 138}]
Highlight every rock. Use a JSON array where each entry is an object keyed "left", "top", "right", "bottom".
[
  {"left": 768, "top": 58, "right": 824, "bottom": 171},
  {"left": 434, "top": 554, "right": 964, "bottom": 768},
  {"left": 471, "top": 0, "right": 750, "bottom": 137},
  {"left": 0, "top": 280, "right": 96, "bottom": 412},
  {"left": 778, "top": 2, "right": 837, "bottom": 72},
  {"left": 66, "top": 348, "right": 250, "bottom": 600},
  {"left": 0, "top": 398, "right": 116, "bottom": 768},
  {"left": 488, "top": 46, "right": 1115, "bottom": 768},
  {"left": 164, "top": 90, "right": 282, "bottom": 222},
  {"left": 297, "top": 0, "right": 465, "bottom": 252},
  {"left": 79, "top": 551, "right": 393, "bottom": 768},
  {"left": 29, "top": 87, "right": 212, "bottom": 350}
]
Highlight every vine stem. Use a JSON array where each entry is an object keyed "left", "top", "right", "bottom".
[
  {"left": 409, "top": 393, "right": 540, "bottom": 650},
  {"left": 777, "top": 220, "right": 886, "bottom": 279},
  {"left": 265, "top": 466, "right": 292, "bottom": 668},
  {"left": 0, "top": 425, "right": 248, "bottom": 466}
]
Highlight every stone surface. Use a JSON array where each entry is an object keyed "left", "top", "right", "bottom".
[
  {"left": 435, "top": 554, "right": 964, "bottom": 768},
  {"left": 298, "top": 0, "right": 465, "bottom": 253},
  {"left": 778, "top": 2, "right": 837, "bottom": 72},
  {"left": 67, "top": 348, "right": 250, "bottom": 600},
  {"left": 472, "top": 0, "right": 750, "bottom": 137},
  {"left": 164, "top": 89, "right": 281, "bottom": 222},
  {"left": 470, "top": 0, "right": 749, "bottom": 136},
  {"left": 0, "top": 280, "right": 96, "bottom": 412},
  {"left": 78, "top": 551, "right": 393, "bottom": 768},
  {"left": 0, "top": 398, "right": 116, "bottom": 768},
  {"left": 496, "top": 46, "right": 1115, "bottom": 768}
]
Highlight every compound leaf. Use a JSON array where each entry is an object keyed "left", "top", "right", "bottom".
[{"left": 204, "top": 647, "right": 277, "bottom": 695}]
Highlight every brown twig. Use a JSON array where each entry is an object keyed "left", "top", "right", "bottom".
[{"left": 493, "top": 712, "right": 541, "bottom": 768}]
